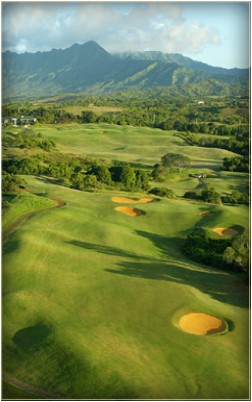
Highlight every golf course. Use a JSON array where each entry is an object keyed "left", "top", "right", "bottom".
[{"left": 2, "top": 122, "right": 249, "bottom": 399}]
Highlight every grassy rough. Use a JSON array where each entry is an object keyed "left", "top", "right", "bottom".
[
  {"left": 2, "top": 192, "right": 57, "bottom": 233},
  {"left": 2, "top": 381, "right": 42, "bottom": 400}
]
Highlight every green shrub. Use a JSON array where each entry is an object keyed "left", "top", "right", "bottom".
[{"left": 149, "top": 187, "right": 176, "bottom": 198}]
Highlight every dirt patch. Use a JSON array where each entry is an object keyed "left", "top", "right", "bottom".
[
  {"left": 115, "top": 206, "right": 144, "bottom": 217},
  {"left": 199, "top": 211, "right": 211, "bottom": 217},
  {"left": 112, "top": 196, "right": 154, "bottom": 204},
  {"left": 179, "top": 313, "right": 227, "bottom": 335},
  {"left": 213, "top": 227, "right": 238, "bottom": 236}
]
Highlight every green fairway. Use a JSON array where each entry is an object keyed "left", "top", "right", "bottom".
[
  {"left": 26, "top": 123, "right": 239, "bottom": 168},
  {"left": 2, "top": 175, "right": 249, "bottom": 399}
]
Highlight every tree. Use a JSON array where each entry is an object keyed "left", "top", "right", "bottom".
[
  {"left": 120, "top": 166, "right": 136, "bottom": 190},
  {"left": 109, "top": 165, "right": 125, "bottom": 182},
  {"left": 161, "top": 153, "right": 191, "bottom": 171},
  {"left": 149, "top": 187, "right": 176, "bottom": 198},
  {"left": 135, "top": 170, "right": 150, "bottom": 191},
  {"left": 151, "top": 164, "right": 166, "bottom": 181},
  {"left": 200, "top": 187, "right": 221, "bottom": 204},
  {"left": 83, "top": 175, "right": 99, "bottom": 189},
  {"left": 221, "top": 191, "right": 249, "bottom": 205},
  {"left": 223, "top": 234, "right": 249, "bottom": 276},
  {"left": 71, "top": 173, "right": 85, "bottom": 190},
  {"left": 87, "top": 163, "right": 112, "bottom": 185},
  {"left": 2, "top": 174, "right": 26, "bottom": 192},
  {"left": 39, "top": 139, "right": 56, "bottom": 151},
  {"left": 81, "top": 111, "right": 98, "bottom": 123}
]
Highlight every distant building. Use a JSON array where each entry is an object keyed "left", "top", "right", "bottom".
[
  {"left": 189, "top": 173, "right": 207, "bottom": 179},
  {"left": 2, "top": 117, "right": 18, "bottom": 126},
  {"left": 18, "top": 116, "right": 37, "bottom": 125},
  {"left": 197, "top": 101, "right": 205, "bottom": 105},
  {"left": 2, "top": 116, "right": 37, "bottom": 126}
]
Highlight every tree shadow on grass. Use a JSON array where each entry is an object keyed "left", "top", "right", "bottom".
[
  {"left": 13, "top": 323, "right": 53, "bottom": 352},
  {"left": 68, "top": 234, "right": 249, "bottom": 308},
  {"left": 106, "top": 259, "right": 249, "bottom": 308},
  {"left": 67, "top": 239, "right": 154, "bottom": 261},
  {"left": 2, "top": 239, "right": 20, "bottom": 255}
]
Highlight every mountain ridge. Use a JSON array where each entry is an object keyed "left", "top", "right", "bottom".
[
  {"left": 115, "top": 50, "right": 248, "bottom": 77},
  {"left": 2, "top": 41, "right": 249, "bottom": 99}
]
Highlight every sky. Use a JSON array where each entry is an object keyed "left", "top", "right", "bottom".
[{"left": 2, "top": 1, "right": 250, "bottom": 69}]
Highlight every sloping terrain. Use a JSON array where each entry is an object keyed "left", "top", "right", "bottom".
[
  {"left": 2, "top": 41, "right": 249, "bottom": 99},
  {"left": 2, "top": 123, "right": 249, "bottom": 399}
]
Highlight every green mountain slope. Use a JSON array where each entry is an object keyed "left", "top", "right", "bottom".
[
  {"left": 115, "top": 50, "right": 249, "bottom": 78},
  {"left": 2, "top": 41, "right": 249, "bottom": 99}
]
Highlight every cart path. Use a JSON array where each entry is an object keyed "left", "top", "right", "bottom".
[
  {"left": 3, "top": 372, "right": 63, "bottom": 399},
  {"left": 2, "top": 199, "right": 66, "bottom": 239}
]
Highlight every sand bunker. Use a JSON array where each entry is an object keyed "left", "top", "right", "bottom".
[
  {"left": 115, "top": 206, "right": 144, "bottom": 217},
  {"left": 199, "top": 211, "right": 211, "bottom": 217},
  {"left": 112, "top": 196, "right": 154, "bottom": 204},
  {"left": 179, "top": 313, "right": 226, "bottom": 335},
  {"left": 213, "top": 227, "right": 238, "bottom": 236}
]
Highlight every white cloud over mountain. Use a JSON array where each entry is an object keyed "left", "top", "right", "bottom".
[
  {"left": 2, "top": 2, "right": 249, "bottom": 68},
  {"left": 2, "top": 2, "right": 219, "bottom": 54}
]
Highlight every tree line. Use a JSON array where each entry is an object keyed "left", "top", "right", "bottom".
[
  {"left": 184, "top": 186, "right": 249, "bottom": 205},
  {"left": 2, "top": 152, "right": 151, "bottom": 193},
  {"left": 182, "top": 227, "right": 249, "bottom": 280},
  {"left": 3, "top": 128, "right": 56, "bottom": 151}
]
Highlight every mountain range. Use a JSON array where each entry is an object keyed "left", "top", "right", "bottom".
[{"left": 2, "top": 41, "right": 249, "bottom": 99}]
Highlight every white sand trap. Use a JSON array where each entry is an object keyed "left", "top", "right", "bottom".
[
  {"left": 115, "top": 206, "right": 144, "bottom": 217},
  {"left": 179, "top": 313, "right": 226, "bottom": 335},
  {"left": 112, "top": 196, "right": 154, "bottom": 204},
  {"left": 213, "top": 227, "right": 238, "bottom": 236}
]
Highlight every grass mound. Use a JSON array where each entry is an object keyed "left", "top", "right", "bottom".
[
  {"left": 213, "top": 227, "right": 238, "bottom": 236},
  {"left": 112, "top": 197, "right": 155, "bottom": 204},
  {"left": 2, "top": 192, "right": 57, "bottom": 234},
  {"left": 115, "top": 206, "right": 145, "bottom": 217},
  {"left": 179, "top": 313, "right": 227, "bottom": 335}
]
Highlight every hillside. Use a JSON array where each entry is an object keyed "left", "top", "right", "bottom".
[
  {"left": 115, "top": 50, "right": 249, "bottom": 77},
  {"left": 2, "top": 41, "right": 249, "bottom": 99},
  {"left": 2, "top": 121, "right": 249, "bottom": 399}
]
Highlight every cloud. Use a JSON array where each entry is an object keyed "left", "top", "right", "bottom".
[{"left": 2, "top": 2, "right": 220, "bottom": 56}]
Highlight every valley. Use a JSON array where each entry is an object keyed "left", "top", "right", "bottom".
[{"left": 2, "top": 89, "right": 249, "bottom": 398}]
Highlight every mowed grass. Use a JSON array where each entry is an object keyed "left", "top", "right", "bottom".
[
  {"left": 30, "top": 123, "right": 239, "bottom": 168},
  {"left": 2, "top": 176, "right": 249, "bottom": 399}
]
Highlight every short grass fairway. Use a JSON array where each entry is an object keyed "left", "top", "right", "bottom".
[
  {"left": 24, "top": 123, "right": 239, "bottom": 168},
  {"left": 2, "top": 175, "right": 249, "bottom": 400}
]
